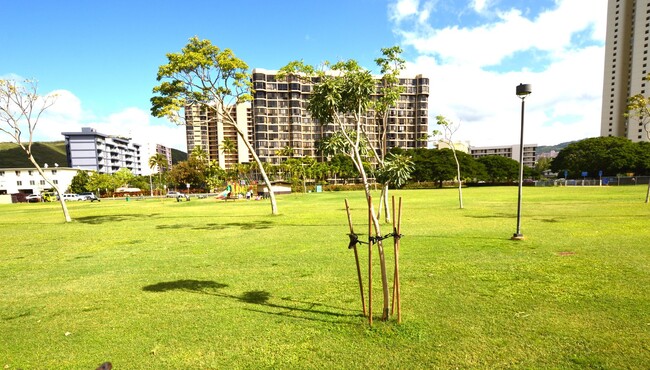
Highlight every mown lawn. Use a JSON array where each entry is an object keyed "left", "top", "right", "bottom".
[{"left": 1, "top": 186, "right": 649, "bottom": 369}]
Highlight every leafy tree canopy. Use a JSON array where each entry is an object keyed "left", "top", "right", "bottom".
[
  {"left": 550, "top": 136, "right": 639, "bottom": 177},
  {"left": 477, "top": 155, "right": 520, "bottom": 183}
]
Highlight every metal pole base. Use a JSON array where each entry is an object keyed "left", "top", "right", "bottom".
[{"left": 511, "top": 233, "right": 524, "bottom": 240}]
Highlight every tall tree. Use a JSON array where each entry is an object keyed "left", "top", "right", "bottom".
[
  {"left": 373, "top": 46, "right": 407, "bottom": 222},
  {"left": 626, "top": 84, "right": 650, "bottom": 202},
  {"left": 190, "top": 146, "right": 208, "bottom": 163},
  {"left": 550, "top": 137, "right": 638, "bottom": 178},
  {"left": 149, "top": 153, "right": 167, "bottom": 194},
  {"left": 151, "top": 37, "right": 278, "bottom": 214},
  {"left": 113, "top": 168, "right": 135, "bottom": 188},
  {"left": 68, "top": 170, "right": 90, "bottom": 193},
  {"left": 219, "top": 137, "right": 237, "bottom": 168},
  {"left": 0, "top": 79, "right": 71, "bottom": 222},
  {"left": 478, "top": 155, "right": 521, "bottom": 183},
  {"left": 279, "top": 57, "right": 393, "bottom": 320},
  {"left": 87, "top": 172, "right": 115, "bottom": 197},
  {"left": 205, "top": 160, "right": 226, "bottom": 192},
  {"left": 167, "top": 157, "right": 206, "bottom": 190},
  {"left": 434, "top": 115, "right": 464, "bottom": 208}
]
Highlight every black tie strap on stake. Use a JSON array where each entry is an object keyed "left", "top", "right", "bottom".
[
  {"left": 348, "top": 232, "right": 403, "bottom": 249},
  {"left": 366, "top": 232, "right": 403, "bottom": 244},
  {"left": 347, "top": 233, "right": 367, "bottom": 249},
  {"left": 393, "top": 228, "right": 402, "bottom": 240}
]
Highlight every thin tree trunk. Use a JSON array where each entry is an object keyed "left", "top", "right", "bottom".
[
  {"left": 382, "top": 184, "right": 391, "bottom": 223},
  {"left": 29, "top": 154, "right": 71, "bottom": 222},
  {"left": 451, "top": 148, "right": 464, "bottom": 209},
  {"left": 353, "top": 150, "right": 389, "bottom": 321},
  {"left": 646, "top": 181, "right": 649, "bottom": 203},
  {"left": 231, "top": 123, "right": 278, "bottom": 215}
]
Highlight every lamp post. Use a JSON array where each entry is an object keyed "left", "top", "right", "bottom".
[{"left": 512, "top": 83, "right": 532, "bottom": 240}]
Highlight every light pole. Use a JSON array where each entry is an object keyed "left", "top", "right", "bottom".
[{"left": 512, "top": 83, "right": 532, "bottom": 240}]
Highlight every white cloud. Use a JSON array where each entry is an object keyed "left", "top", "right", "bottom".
[
  {"left": 392, "top": 0, "right": 607, "bottom": 146},
  {"left": 97, "top": 107, "right": 187, "bottom": 151},
  {"left": 472, "top": 0, "right": 488, "bottom": 13},
  {"left": 31, "top": 89, "right": 186, "bottom": 150},
  {"left": 389, "top": 0, "right": 427, "bottom": 23}
]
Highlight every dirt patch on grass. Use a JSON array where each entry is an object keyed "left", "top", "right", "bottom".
[{"left": 557, "top": 251, "right": 576, "bottom": 256}]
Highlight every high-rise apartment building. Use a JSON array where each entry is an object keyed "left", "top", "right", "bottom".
[
  {"left": 250, "top": 69, "right": 429, "bottom": 164},
  {"left": 62, "top": 127, "right": 143, "bottom": 175},
  {"left": 601, "top": 0, "right": 650, "bottom": 142},
  {"left": 185, "top": 102, "right": 253, "bottom": 169},
  {"left": 184, "top": 71, "right": 429, "bottom": 167}
]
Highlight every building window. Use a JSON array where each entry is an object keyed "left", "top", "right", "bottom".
[
  {"left": 53, "top": 180, "right": 58, "bottom": 185},
  {"left": 52, "top": 170, "right": 57, "bottom": 175},
  {"left": 15, "top": 171, "right": 21, "bottom": 176},
  {"left": 28, "top": 170, "right": 33, "bottom": 175},
  {"left": 17, "top": 181, "right": 22, "bottom": 186},
  {"left": 40, "top": 180, "right": 45, "bottom": 185},
  {"left": 30, "top": 180, "right": 35, "bottom": 185}
]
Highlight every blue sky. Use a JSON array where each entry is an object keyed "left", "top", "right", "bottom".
[{"left": 1, "top": 0, "right": 606, "bottom": 150}]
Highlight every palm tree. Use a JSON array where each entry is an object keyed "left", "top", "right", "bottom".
[
  {"left": 149, "top": 153, "right": 168, "bottom": 195},
  {"left": 190, "top": 146, "right": 208, "bottom": 163},
  {"left": 275, "top": 145, "right": 295, "bottom": 158},
  {"left": 219, "top": 138, "right": 237, "bottom": 168}
]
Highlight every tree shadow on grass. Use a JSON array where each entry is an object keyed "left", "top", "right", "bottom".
[
  {"left": 464, "top": 213, "right": 512, "bottom": 219},
  {"left": 156, "top": 220, "right": 273, "bottom": 231},
  {"left": 142, "top": 279, "right": 228, "bottom": 293},
  {"left": 142, "top": 279, "right": 361, "bottom": 323},
  {"left": 76, "top": 214, "right": 161, "bottom": 225}
]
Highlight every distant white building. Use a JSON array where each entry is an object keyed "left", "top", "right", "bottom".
[
  {"left": 435, "top": 140, "right": 471, "bottom": 154},
  {"left": 470, "top": 144, "right": 537, "bottom": 168},
  {"left": 62, "top": 127, "right": 143, "bottom": 175},
  {"left": 0, "top": 165, "right": 81, "bottom": 196},
  {"left": 141, "top": 142, "right": 173, "bottom": 176}
]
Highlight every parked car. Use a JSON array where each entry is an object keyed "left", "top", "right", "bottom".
[
  {"left": 79, "top": 192, "right": 100, "bottom": 202},
  {"left": 41, "top": 191, "right": 57, "bottom": 202},
  {"left": 62, "top": 193, "right": 83, "bottom": 201},
  {"left": 166, "top": 191, "right": 189, "bottom": 200},
  {"left": 26, "top": 194, "right": 42, "bottom": 202}
]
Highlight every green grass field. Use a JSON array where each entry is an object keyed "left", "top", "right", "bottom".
[{"left": 1, "top": 187, "right": 649, "bottom": 369}]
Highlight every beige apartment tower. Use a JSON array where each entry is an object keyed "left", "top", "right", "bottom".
[
  {"left": 601, "top": 0, "right": 650, "bottom": 142},
  {"left": 185, "top": 102, "right": 253, "bottom": 169}
]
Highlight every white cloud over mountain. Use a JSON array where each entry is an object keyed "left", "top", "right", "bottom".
[{"left": 29, "top": 89, "right": 186, "bottom": 151}]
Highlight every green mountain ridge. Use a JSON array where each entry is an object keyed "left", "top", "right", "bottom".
[
  {"left": 0, "top": 140, "right": 571, "bottom": 169},
  {"left": 0, "top": 141, "right": 187, "bottom": 169},
  {"left": 536, "top": 141, "right": 575, "bottom": 155}
]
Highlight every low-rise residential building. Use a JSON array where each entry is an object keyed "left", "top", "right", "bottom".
[
  {"left": 470, "top": 144, "right": 537, "bottom": 168},
  {"left": 0, "top": 165, "right": 81, "bottom": 196}
]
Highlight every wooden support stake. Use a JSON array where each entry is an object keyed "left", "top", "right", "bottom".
[
  {"left": 396, "top": 197, "right": 403, "bottom": 323},
  {"left": 368, "top": 195, "right": 373, "bottom": 327},
  {"left": 344, "top": 199, "right": 366, "bottom": 317},
  {"left": 391, "top": 196, "right": 397, "bottom": 315}
]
